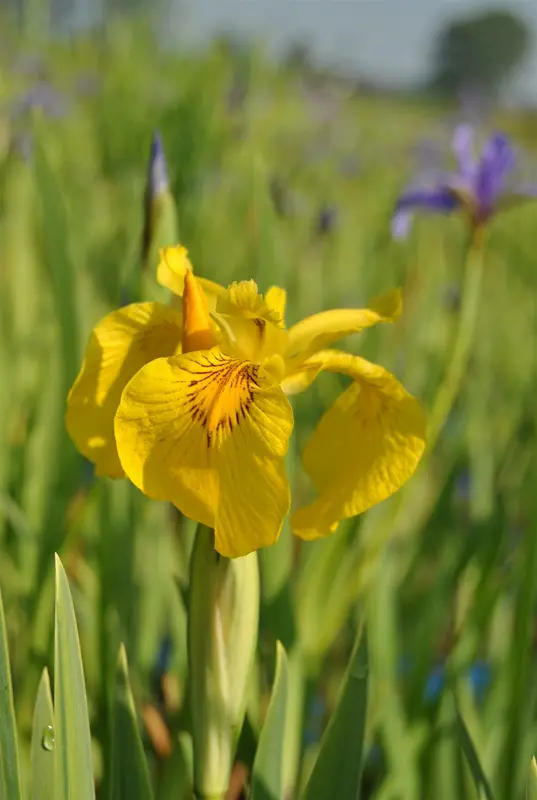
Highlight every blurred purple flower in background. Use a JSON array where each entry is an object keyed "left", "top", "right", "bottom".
[
  {"left": 10, "top": 82, "right": 70, "bottom": 120},
  {"left": 316, "top": 204, "right": 338, "bottom": 236},
  {"left": 392, "top": 125, "right": 537, "bottom": 238}
]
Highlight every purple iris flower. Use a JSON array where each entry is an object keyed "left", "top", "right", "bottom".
[{"left": 392, "top": 125, "right": 537, "bottom": 238}]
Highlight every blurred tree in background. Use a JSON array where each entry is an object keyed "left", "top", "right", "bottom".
[{"left": 431, "top": 9, "right": 531, "bottom": 100}]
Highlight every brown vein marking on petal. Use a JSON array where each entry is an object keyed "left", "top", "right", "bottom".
[{"left": 183, "top": 353, "right": 260, "bottom": 448}]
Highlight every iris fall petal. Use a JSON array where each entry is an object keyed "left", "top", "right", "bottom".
[
  {"left": 291, "top": 350, "right": 426, "bottom": 539},
  {"left": 66, "top": 302, "right": 183, "bottom": 478},
  {"left": 115, "top": 348, "right": 293, "bottom": 557}
]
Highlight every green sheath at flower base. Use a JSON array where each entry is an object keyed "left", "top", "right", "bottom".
[{"left": 188, "top": 526, "right": 259, "bottom": 800}]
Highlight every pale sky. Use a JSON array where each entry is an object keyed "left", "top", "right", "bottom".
[{"left": 166, "top": 0, "right": 537, "bottom": 104}]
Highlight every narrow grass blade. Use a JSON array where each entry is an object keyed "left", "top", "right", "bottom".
[
  {"left": 156, "top": 731, "right": 193, "bottom": 800},
  {"left": 109, "top": 644, "right": 153, "bottom": 800},
  {"left": 302, "top": 626, "right": 368, "bottom": 800},
  {"left": 54, "top": 555, "right": 95, "bottom": 800},
  {"left": 498, "top": 471, "right": 537, "bottom": 799},
  {"left": 251, "top": 642, "right": 289, "bottom": 800},
  {"left": 526, "top": 757, "right": 537, "bottom": 800},
  {"left": 0, "top": 586, "right": 23, "bottom": 800},
  {"left": 30, "top": 668, "right": 55, "bottom": 800},
  {"left": 455, "top": 706, "right": 495, "bottom": 800}
]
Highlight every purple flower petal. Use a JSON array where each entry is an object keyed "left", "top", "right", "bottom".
[
  {"left": 395, "top": 186, "right": 461, "bottom": 213},
  {"left": 452, "top": 124, "right": 476, "bottom": 180},
  {"left": 475, "top": 132, "right": 516, "bottom": 214},
  {"left": 391, "top": 211, "right": 413, "bottom": 239},
  {"left": 392, "top": 185, "right": 461, "bottom": 238}
]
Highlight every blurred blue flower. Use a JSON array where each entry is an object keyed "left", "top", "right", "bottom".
[
  {"left": 468, "top": 660, "right": 491, "bottom": 703},
  {"left": 392, "top": 125, "right": 537, "bottom": 238},
  {"left": 303, "top": 692, "right": 326, "bottom": 746},
  {"left": 454, "top": 469, "right": 472, "bottom": 505},
  {"left": 316, "top": 204, "right": 338, "bottom": 236},
  {"left": 424, "top": 664, "right": 445, "bottom": 701},
  {"left": 154, "top": 634, "right": 173, "bottom": 680}
]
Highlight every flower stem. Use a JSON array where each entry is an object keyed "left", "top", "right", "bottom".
[
  {"left": 189, "top": 525, "right": 259, "bottom": 800},
  {"left": 194, "top": 794, "right": 226, "bottom": 800},
  {"left": 426, "top": 229, "right": 485, "bottom": 451}
]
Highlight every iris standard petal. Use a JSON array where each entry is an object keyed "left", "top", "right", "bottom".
[
  {"left": 115, "top": 348, "right": 293, "bottom": 558},
  {"left": 475, "top": 132, "right": 516, "bottom": 213},
  {"left": 285, "top": 288, "right": 401, "bottom": 369},
  {"left": 214, "top": 281, "right": 288, "bottom": 364},
  {"left": 391, "top": 186, "right": 460, "bottom": 238},
  {"left": 452, "top": 124, "right": 476, "bottom": 180},
  {"left": 157, "top": 245, "right": 224, "bottom": 307},
  {"left": 290, "top": 350, "right": 426, "bottom": 540},
  {"left": 66, "top": 302, "right": 183, "bottom": 478},
  {"left": 264, "top": 286, "right": 287, "bottom": 326}
]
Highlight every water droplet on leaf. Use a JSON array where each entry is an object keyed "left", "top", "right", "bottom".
[{"left": 41, "top": 725, "right": 55, "bottom": 751}]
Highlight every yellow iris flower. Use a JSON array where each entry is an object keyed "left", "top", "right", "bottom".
[{"left": 66, "top": 245, "right": 425, "bottom": 558}]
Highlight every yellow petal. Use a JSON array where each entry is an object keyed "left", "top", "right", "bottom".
[
  {"left": 115, "top": 348, "right": 293, "bottom": 558},
  {"left": 265, "top": 286, "right": 287, "bottom": 326},
  {"left": 216, "top": 312, "right": 288, "bottom": 365},
  {"left": 216, "top": 280, "right": 281, "bottom": 325},
  {"left": 213, "top": 281, "right": 288, "bottom": 364},
  {"left": 157, "top": 245, "right": 224, "bottom": 308},
  {"left": 291, "top": 350, "right": 426, "bottom": 540},
  {"left": 280, "top": 361, "right": 322, "bottom": 396},
  {"left": 285, "top": 288, "right": 402, "bottom": 366},
  {"left": 66, "top": 302, "right": 183, "bottom": 478}
]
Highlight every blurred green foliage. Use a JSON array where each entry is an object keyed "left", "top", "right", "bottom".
[{"left": 1, "top": 15, "right": 537, "bottom": 800}]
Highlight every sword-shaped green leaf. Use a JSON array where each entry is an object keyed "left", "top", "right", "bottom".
[
  {"left": 54, "top": 555, "right": 95, "bottom": 800},
  {"left": 109, "top": 644, "right": 153, "bottom": 800},
  {"left": 302, "top": 626, "right": 368, "bottom": 800},
  {"left": 251, "top": 642, "right": 289, "bottom": 800},
  {"left": 0, "top": 586, "right": 22, "bottom": 800},
  {"left": 30, "top": 668, "right": 55, "bottom": 800}
]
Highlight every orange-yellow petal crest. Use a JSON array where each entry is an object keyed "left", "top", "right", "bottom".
[{"left": 182, "top": 270, "right": 217, "bottom": 353}]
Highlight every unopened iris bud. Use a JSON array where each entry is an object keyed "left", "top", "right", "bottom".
[
  {"left": 141, "top": 131, "right": 179, "bottom": 269},
  {"left": 188, "top": 526, "right": 259, "bottom": 800}
]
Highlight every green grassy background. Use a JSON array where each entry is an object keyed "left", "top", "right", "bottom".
[{"left": 2, "top": 18, "right": 537, "bottom": 800}]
